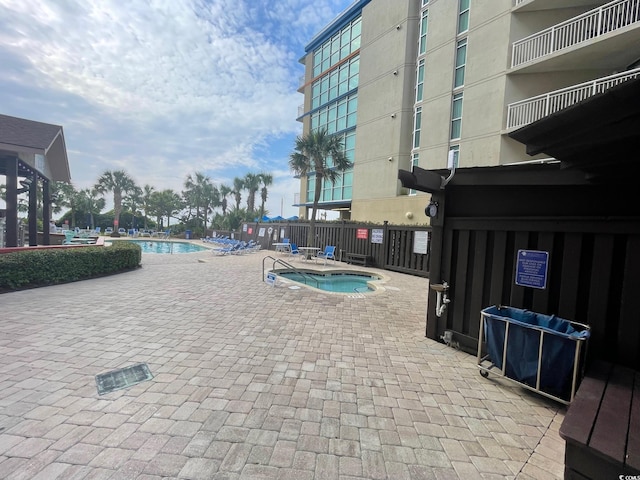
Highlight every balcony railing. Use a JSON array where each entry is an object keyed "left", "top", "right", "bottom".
[
  {"left": 298, "top": 104, "right": 304, "bottom": 118},
  {"left": 506, "top": 67, "right": 640, "bottom": 129},
  {"left": 299, "top": 75, "right": 306, "bottom": 89},
  {"left": 512, "top": 0, "right": 640, "bottom": 67}
]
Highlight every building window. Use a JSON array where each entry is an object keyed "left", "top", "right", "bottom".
[
  {"left": 416, "top": 59, "right": 425, "bottom": 102},
  {"left": 451, "top": 93, "right": 463, "bottom": 140},
  {"left": 312, "top": 17, "right": 362, "bottom": 78},
  {"left": 449, "top": 146, "right": 460, "bottom": 168},
  {"left": 413, "top": 107, "right": 422, "bottom": 148},
  {"left": 311, "top": 56, "right": 359, "bottom": 109},
  {"left": 458, "top": 0, "right": 470, "bottom": 34},
  {"left": 454, "top": 38, "right": 467, "bottom": 89},
  {"left": 409, "top": 153, "right": 419, "bottom": 195},
  {"left": 422, "top": 0, "right": 429, "bottom": 5},
  {"left": 419, "top": 9, "right": 428, "bottom": 55}
]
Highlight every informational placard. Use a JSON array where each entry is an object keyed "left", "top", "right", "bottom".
[
  {"left": 258, "top": 227, "right": 266, "bottom": 237},
  {"left": 247, "top": 227, "right": 253, "bottom": 235},
  {"left": 413, "top": 231, "right": 429, "bottom": 254},
  {"left": 242, "top": 223, "right": 248, "bottom": 232},
  {"left": 371, "top": 229, "right": 383, "bottom": 244},
  {"left": 356, "top": 228, "right": 368, "bottom": 240},
  {"left": 266, "top": 272, "right": 277, "bottom": 287},
  {"left": 515, "top": 250, "right": 549, "bottom": 289},
  {"left": 280, "top": 228, "right": 285, "bottom": 239}
]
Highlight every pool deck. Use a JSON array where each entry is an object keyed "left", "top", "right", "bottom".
[{"left": 0, "top": 247, "right": 566, "bottom": 479}]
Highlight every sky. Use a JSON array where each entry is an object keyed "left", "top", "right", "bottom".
[{"left": 0, "top": 0, "right": 355, "bottom": 218}]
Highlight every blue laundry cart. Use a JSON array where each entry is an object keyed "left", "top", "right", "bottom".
[{"left": 477, "top": 306, "right": 590, "bottom": 404}]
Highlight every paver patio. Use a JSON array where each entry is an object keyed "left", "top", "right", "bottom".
[{"left": 0, "top": 247, "right": 566, "bottom": 479}]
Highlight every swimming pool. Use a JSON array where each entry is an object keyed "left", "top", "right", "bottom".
[
  {"left": 277, "top": 271, "right": 380, "bottom": 293},
  {"left": 124, "top": 240, "right": 208, "bottom": 254}
]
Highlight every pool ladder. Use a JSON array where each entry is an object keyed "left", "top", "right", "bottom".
[{"left": 262, "top": 256, "right": 319, "bottom": 288}]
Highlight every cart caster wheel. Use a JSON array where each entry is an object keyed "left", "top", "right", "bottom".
[{"left": 480, "top": 370, "right": 489, "bottom": 378}]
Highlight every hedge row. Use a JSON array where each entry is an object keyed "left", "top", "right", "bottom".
[{"left": 0, "top": 242, "right": 142, "bottom": 291}]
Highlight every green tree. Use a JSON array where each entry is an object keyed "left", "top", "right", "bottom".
[
  {"left": 232, "top": 177, "right": 244, "bottom": 211},
  {"left": 183, "top": 172, "right": 215, "bottom": 236},
  {"left": 148, "top": 189, "right": 182, "bottom": 231},
  {"left": 289, "top": 128, "right": 351, "bottom": 245},
  {"left": 57, "top": 182, "right": 80, "bottom": 228},
  {"left": 219, "top": 184, "right": 231, "bottom": 217},
  {"left": 77, "top": 188, "right": 106, "bottom": 229},
  {"left": 258, "top": 172, "right": 273, "bottom": 218},
  {"left": 142, "top": 184, "right": 155, "bottom": 229},
  {"left": 95, "top": 170, "right": 137, "bottom": 235},
  {"left": 123, "top": 186, "right": 143, "bottom": 229},
  {"left": 244, "top": 172, "right": 261, "bottom": 214}
]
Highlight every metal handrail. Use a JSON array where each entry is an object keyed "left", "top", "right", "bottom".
[
  {"left": 512, "top": 0, "right": 640, "bottom": 67},
  {"left": 506, "top": 67, "right": 640, "bottom": 129},
  {"left": 262, "top": 255, "right": 319, "bottom": 288}
]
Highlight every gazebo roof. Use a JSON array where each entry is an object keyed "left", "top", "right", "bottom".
[{"left": 0, "top": 114, "right": 71, "bottom": 182}]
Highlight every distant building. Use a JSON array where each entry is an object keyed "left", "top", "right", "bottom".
[{"left": 295, "top": 0, "right": 640, "bottom": 224}]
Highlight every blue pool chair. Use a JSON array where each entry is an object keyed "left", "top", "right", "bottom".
[{"left": 316, "top": 245, "right": 336, "bottom": 265}]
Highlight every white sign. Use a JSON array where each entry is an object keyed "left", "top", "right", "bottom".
[
  {"left": 413, "top": 231, "right": 429, "bottom": 255},
  {"left": 371, "top": 229, "right": 384, "bottom": 244},
  {"left": 258, "top": 227, "right": 266, "bottom": 237},
  {"left": 266, "top": 272, "right": 277, "bottom": 287},
  {"left": 242, "top": 224, "right": 248, "bottom": 232},
  {"left": 280, "top": 228, "right": 285, "bottom": 239}
]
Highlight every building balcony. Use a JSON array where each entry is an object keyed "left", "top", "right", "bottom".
[
  {"left": 298, "top": 104, "right": 304, "bottom": 119},
  {"left": 511, "top": 0, "right": 640, "bottom": 71},
  {"left": 506, "top": 67, "right": 640, "bottom": 130}
]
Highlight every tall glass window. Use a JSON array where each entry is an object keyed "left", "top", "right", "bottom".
[
  {"left": 451, "top": 93, "right": 463, "bottom": 140},
  {"left": 458, "top": 0, "right": 470, "bottom": 34},
  {"left": 454, "top": 38, "right": 467, "bottom": 89},
  {"left": 449, "top": 145, "right": 460, "bottom": 168},
  {"left": 311, "top": 56, "right": 359, "bottom": 109},
  {"left": 305, "top": 130, "right": 355, "bottom": 203},
  {"left": 409, "top": 153, "right": 420, "bottom": 195},
  {"left": 413, "top": 107, "right": 422, "bottom": 148},
  {"left": 419, "top": 10, "right": 428, "bottom": 55},
  {"left": 422, "top": 0, "right": 429, "bottom": 5},
  {"left": 416, "top": 59, "right": 425, "bottom": 102},
  {"left": 312, "top": 17, "right": 361, "bottom": 77}
]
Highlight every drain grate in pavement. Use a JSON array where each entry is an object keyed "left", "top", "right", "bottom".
[{"left": 96, "top": 363, "right": 153, "bottom": 395}]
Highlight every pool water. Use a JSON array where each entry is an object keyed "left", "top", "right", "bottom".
[
  {"left": 278, "top": 271, "right": 378, "bottom": 293},
  {"left": 126, "top": 240, "right": 208, "bottom": 254}
]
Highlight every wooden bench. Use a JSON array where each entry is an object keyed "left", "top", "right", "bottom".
[
  {"left": 344, "top": 252, "right": 370, "bottom": 267},
  {"left": 559, "top": 360, "right": 640, "bottom": 479}
]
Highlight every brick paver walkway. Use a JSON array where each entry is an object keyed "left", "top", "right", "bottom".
[{"left": 0, "top": 247, "right": 566, "bottom": 479}]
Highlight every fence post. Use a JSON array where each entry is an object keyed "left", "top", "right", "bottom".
[{"left": 383, "top": 220, "right": 389, "bottom": 268}]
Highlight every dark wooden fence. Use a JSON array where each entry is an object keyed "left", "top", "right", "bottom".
[
  {"left": 229, "top": 221, "right": 431, "bottom": 277},
  {"left": 426, "top": 165, "right": 640, "bottom": 371}
]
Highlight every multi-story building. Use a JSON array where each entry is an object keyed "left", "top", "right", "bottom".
[{"left": 295, "top": 0, "right": 640, "bottom": 224}]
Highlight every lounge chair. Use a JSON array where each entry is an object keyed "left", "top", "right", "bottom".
[
  {"left": 289, "top": 243, "right": 300, "bottom": 259},
  {"left": 105, "top": 227, "right": 113, "bottom": 234},
  {"left": 118, "top": 228, "right": 127, "bottom": 236},
  {"left": 315, "top": 245, "right": 336, "bottom": 265}
]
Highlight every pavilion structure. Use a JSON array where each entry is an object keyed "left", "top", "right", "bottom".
[{"left": 0, "top": 114, "right": 71, "bottom": 247}]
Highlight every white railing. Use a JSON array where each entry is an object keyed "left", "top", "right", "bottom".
[
  {"left": 299, "top": 75, "right": 306, "bottom": 89},
  {"left": 512, "top": 0, "right": 640, "bottom": 67},
  {"left": 506, "top": 67, "right": 640, "bottom": 129},
  {"left": 298, "top": 104, "right": 304, "bottom": 118},
  {"left": 514, "top": 0, "right": 528, "bottom": 5}
]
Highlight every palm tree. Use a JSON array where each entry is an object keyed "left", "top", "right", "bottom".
[
  {"left": 219, "top": 184, "right": 232, "bottom": 217},
  {"left": 148, "top": 189, "right": 183, "bottom": 231},
  {"left": 95, "top": 170, "right": 136, "bottom": 236},
  {"left": 183, "top": 172, "right": 215, "bottom": 236},
  {"left": 258, "top": 172, "right": 273, "bottom": 218},
  {"left": 123, "top": 186, "right": 143, "bottom": 229},
  {"left": 232, "top": 177, "right": 244, "bottom": 211},
  {"left": 202, "top": 183, "right": 220, "bottom": 236},
  {"left": 57, "top": 182, "right": 80, "bottom": 228},
  {"left": 289, "top": 128, "right": 351, "bottom": 246},
  {"left": 141, "top": 184, "right": 155, "bottom": 230},
  {"left": 77, "top": 188, "right": 106, "bottom": 229},
  {"left": 244, "top": 172, "right": 261, "bottom": 214}
]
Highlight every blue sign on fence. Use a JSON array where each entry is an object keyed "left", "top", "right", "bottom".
[{"left": 515, "top": 250, "right": 549, "bottom": 289}]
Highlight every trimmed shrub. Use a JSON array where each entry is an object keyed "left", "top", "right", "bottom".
[{"left": 0, "top": 242, "right": 142, "bottom": 292}]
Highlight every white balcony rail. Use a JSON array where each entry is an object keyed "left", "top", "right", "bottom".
[
  {"left": 506, "top": 67, "right": 640, "bottom": 129},
  {"left": 514, "top": 0, "right": 528, "bottom": 5},
  {"left": 512, "top": 0, "right": 640, "bottom": 67},
  {"left": 299, "top": 75, "right": 306, "bottom": 89},
  {"left": 298, "top": 104, "right": 304, "bottom": 118}
]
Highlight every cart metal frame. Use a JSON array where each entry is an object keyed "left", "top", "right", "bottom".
[{"left": 477, "top": 309, "right": 590, "bottom": 405}]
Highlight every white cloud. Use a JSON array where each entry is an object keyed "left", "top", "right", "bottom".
[{"left": 0, "top": 0, "right": 354, "bottom": 218}]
